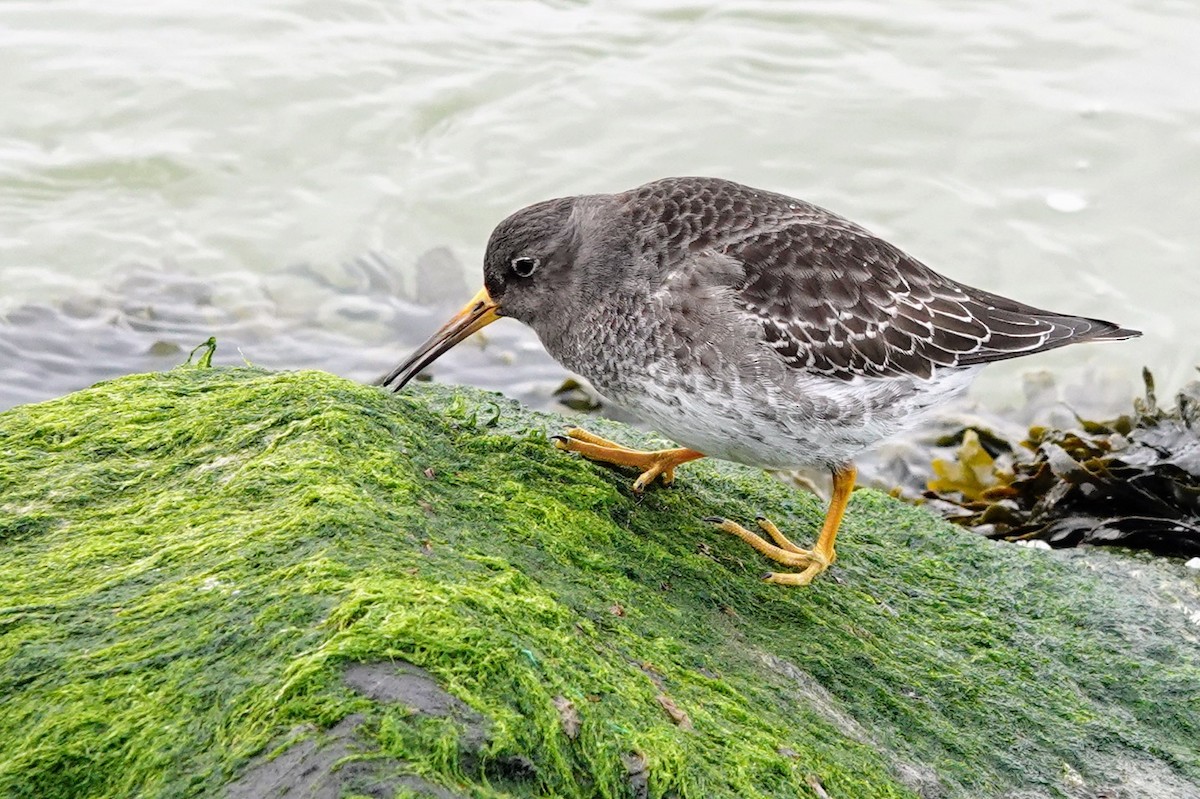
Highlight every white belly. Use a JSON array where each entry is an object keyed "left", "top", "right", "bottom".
[{"left": 598, "top": 365, "right": 979, "bottom": 469}]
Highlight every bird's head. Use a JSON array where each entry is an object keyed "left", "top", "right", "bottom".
[
  {"left": 380, "top": 195, "right": 587, "bottom": 391},
  {"left": 480, "top": 196, "right": 580, "bottom": 326}
]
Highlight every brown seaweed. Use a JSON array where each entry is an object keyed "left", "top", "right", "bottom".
[{"left": 920, "top": 369, "right": 1200, "bottom": 557}]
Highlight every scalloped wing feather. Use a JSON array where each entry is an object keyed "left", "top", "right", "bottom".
[{"left": 622, "top": 177, "right": 1136, "bottom": 382}]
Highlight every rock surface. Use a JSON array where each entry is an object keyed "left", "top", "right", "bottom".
[{"left": 1, "top": 366, "right": 1198, "bottom": 798}]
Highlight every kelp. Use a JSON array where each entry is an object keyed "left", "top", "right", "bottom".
[
  {"left": 552, "top": 377, "right": 603, "bottom": 413},
  {"left": 921, "top": 369, "right": 1200, "bottom": 556}
]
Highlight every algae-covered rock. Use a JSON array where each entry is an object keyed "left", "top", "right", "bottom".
[{"left": 1, "top": 366, "right": 1198, "bottom": 799}]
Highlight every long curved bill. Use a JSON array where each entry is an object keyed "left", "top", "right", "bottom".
[{"left": 378, "top": 287, "right": 501, "bottom": 391}]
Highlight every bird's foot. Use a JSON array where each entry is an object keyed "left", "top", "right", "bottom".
[
  {"left": 704, "top": 464, "right": 855, "bottom": 588},
  {"left": 705, "top": 515, "right": 834, "bottom": 587},
  {"left": 551, "top": 427, "right": 704, "bottom": 492}
]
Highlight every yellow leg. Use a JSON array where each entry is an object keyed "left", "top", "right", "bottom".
[
  {"left": 552, "top": 427, "right": 705, "bottom": 492},
  {"left": 707, "top": 464, "right": 857, "bottom": 587}
]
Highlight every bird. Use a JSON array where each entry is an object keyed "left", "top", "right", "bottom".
[{"left": 380, "top": 177, "right": 1140, "bottom": 587}]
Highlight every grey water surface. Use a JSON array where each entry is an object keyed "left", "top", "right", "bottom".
[{"left": 1, "top": 0, "right": 1196, "bottom": 422}]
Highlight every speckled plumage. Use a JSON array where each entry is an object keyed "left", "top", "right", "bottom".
[{"left": 385, "top": 176, "right": 1139, "bottom": 470}]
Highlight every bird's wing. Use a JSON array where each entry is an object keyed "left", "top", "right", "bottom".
[{"left": 720, "top": 219, "right": 1116, "bottom": 380}]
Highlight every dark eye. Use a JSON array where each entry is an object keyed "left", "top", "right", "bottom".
[{"left": 511, "top": 256, "right": 539, "bottom": 278}]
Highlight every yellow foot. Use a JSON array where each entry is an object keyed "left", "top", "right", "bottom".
[
  {"left": 704, "top": 464, "right": 857, "bottom": 588},
  {"left": 551, "top": 427, "right": 704, "bottom": 492},
  {"left": 705, "top": 515, "right": 833, "bottom": 586}
]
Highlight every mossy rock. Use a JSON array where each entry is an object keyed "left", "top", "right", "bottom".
[{"left": 1, "top": 367, "right": 1198, "bottom": 799}]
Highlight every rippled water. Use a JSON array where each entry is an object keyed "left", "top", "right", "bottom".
[{"left": 2, "top": 0, "right": 1197, "bottom": 414}]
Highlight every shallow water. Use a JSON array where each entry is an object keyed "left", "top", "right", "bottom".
[{"left": 2, "top": 0, "right": 1197, "bottom": 415}]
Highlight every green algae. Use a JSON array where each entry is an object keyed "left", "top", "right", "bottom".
[{"left": 0, "top": 366, "right": 1198, "bottom": 798}]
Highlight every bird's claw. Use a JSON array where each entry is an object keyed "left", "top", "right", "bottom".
[{"left": 550, "top": 428, "right": 702, "bottom": 494}]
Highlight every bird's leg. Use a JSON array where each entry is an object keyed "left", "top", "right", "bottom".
[
  {"left": 708, "top": 464, "right": 857, "bottom": 586},
  {"left": 551, "top": 427, "right": 705, "bottom": 492}
]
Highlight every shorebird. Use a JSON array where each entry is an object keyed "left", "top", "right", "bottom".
[{"left": 381, "top": 177, "right": 1139, "bottom": 586}]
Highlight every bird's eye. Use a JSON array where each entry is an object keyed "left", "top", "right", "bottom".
[{"left": 511, "top": 256, "right": 540, "bottom": 278}]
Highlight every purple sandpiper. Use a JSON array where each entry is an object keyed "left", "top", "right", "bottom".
[{"left": 381, "top": 177, "right": 1140, "bottom": 586}]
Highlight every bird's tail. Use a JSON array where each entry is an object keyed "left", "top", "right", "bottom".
[
  {"left": 1048, "top": 315, "right": 1142, "bottom": 343},
  {"left": 1084, "top": 321, "right": 1142, "bottom": 341}
]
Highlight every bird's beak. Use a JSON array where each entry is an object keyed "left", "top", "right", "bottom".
[{"left": 378, "top": 286, "right": 501, "bottom": 391}]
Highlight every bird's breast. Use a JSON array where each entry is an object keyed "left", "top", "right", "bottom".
[{"left": 532, "top": 285, "right": 980, "bottom": 468}]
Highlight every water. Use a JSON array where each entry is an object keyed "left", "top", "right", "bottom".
[{"left": 2, "top": 0, "right": 1197, "bottom": 414}]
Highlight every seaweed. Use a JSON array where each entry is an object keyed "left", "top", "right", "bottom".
[
  {"left": 921, "top": 369, "right": 1200, "bottom": 556},
  {"left": 551, "top": 378, "right": 603, "bottom": 413},
  {"left": 2, "top": 366, "right": 1199, "bottom": 797}
]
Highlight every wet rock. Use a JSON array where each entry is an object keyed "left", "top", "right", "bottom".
[{"left": 1, "top": 368, "right": 1197, "bottom": 798}]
